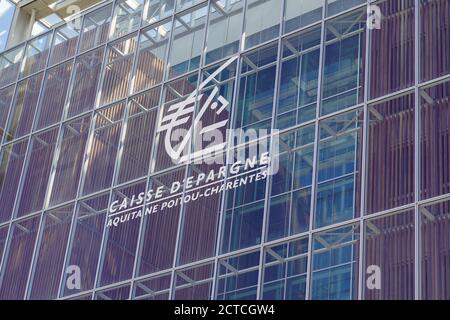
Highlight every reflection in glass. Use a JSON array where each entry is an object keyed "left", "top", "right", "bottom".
[
  {"left": 243, "top": 0, "right": 281, "bottom": 49},
  {"left": 262, "top": 238, "right": 308, "bottom": 299},
  {"left": 0, "top": 45, "right": 24, "bottom": 88},
  {"left": 20, "top": 32, "right": 52, "bottom": 78},
  {"left": 174, "top": 263, "right": 214, "bottom": 299},
  {"left": 50, "top": 23, "right": 80, "bottom": 66},
  {"left": 143, "top": 0, "right": 175, "bottom": 25},
  {"left": 311, "top": 224, "right": 359, "bottom": 300},
  {"left": 79, "top": 4, "right": 113, "bottom": 53},
  {"left": 110, "top": 0, "right": 144, "bottom": 39},
  {"left": 284, "top": 0, "right": 323, "bottom": 34},
  {"left": 277, "top": 27, "right": 320, "bottom": 130}
]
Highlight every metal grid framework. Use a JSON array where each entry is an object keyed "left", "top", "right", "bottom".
[{"left": 0, "top": 0, "right": 448, "bottom": 300}]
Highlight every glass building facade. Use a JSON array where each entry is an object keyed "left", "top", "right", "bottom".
[{"left": 0, "top": 0, "right": 449, "bottom": 300}]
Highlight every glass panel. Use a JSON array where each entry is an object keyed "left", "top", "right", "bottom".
[
  {"left": 143, "top": 0, "right": 175, "bottom": 25},
  {"left": 20, "top": 32, "right": 52, "bottom": 78},
  {"left": 62, "top": 193, "right": 108, "bottom": 296},
  {"left": 421, "top": 199, "right": 450, "bottom": 299},
  {"left": 420, "top": 0, "right": 450, "bottom": 81},
  {"left": 262, "top": 238, "right": 308, "bottom": 300},
  {"left": 176, "top": 0, "right": 205, "bottom": 12},
  {"left": 277, "top": 27, "right": 320, "bottom": 130},
  {"left": 0, "top": 45, "right": 24, "bottom": 88},
  {"left": 321, "top": 10, "right": 365, "bottom": 116},
  {"left": 284, "top": 0, "right": 323, "bottom": 34},
  {"left": 82, "top": 102, "right": 125, "bottom": 196},
  {"left": 137, "top": 168, "right": 185, "bottom": 275},
  {"left": 133, "top": 273, "right": 171, "bottom": 299},
  {"left": 420, "top": 80, "right": 450, "bottom": 199},
  {"left": 100, "top": 34, "right": 138, "bottom": 106},
  {"left": 316, "top": 110, "right": 363, "bottom": 228},
  {"left": 79, "top": 4, "right": 113, "bottom": 53},
  {"left": 0, "top": 0, "right": 15, "bottom": 51},
  {"left": 16, "top": 128, "right": 59, "bottom": 217},
  {"left": 235, "top": 44, "right": 278, "bottom": 131},
  {"left": 133, "top": 20, "right": 172, "bottom": 93},
  {"left": 0, "top": 139, "right": 28, "bottom": 223},
  {"left": 168, "top": 4, "right": 207, "bottom": 78},
  {"left": 0, "top": 215, "right": 40, "bottom": 299},
  {"left": 366, "top": 93, "right": 415, "bottom": 214},
  {"left": 364, "top": 210, "right": 415, "bottom": 299},
  {"left": 327, "top": 0, "right": 366, "bottom": 17},
  {"left": 370, "top": 0, "right": 415, "bottom": 98},
  {"left": 243, "top": 0, "right": 281, "bottom": 49},
  {"left": 67, "top": 47, "right": 105, "bottom": 118},
  {"left": 0, "top": 226, "right": 8, "bottom": 263},
  {"left": 217, "top": 250, "right": 260, "bottom": 300},
  {"left": 110, "top": 0, "right": 144, "bottom": 39},
  {"left": 205, "top": 0, "right": 244, "bottom": 65},
  {"left": 117, "top": 88, "right": 160, "bottom": 184},
  {"left": 174, "top": 263, "right": 214, "bottom": 299},
  {"left": 35, "top": 61, "right": 73, "bottom": 129},
  {"left": 99, "top": 181, "right": 144, "bottom": 286},
  {"left": 50, "top": 23, "right": 80, "bottom": 66},
  {"left": 311, "top": 224, "right": 359, "bottom": 300},
  {"left": 5, "top": 72, "right": 44, "bottom": 141},
  {"left": 268, "top": 125, "right": 314, "bottom": 241},
  {"left": 0, "top": 85, "right": 15, "bottom": 140},
  {"left": 153, "top": 73, "right": 198, "bottom": 172},
  {"left": 95, "top": 284, "right": 131, "bottom": 299},
  {"left": 28, "top": 204, "right": 74, "bottom": 299},
  {"left": 49, "top": 115, "right": 91, "bottom": 206}
]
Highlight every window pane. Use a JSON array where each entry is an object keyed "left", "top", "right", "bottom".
[
  {"left": 95, "top": 284, "right": 131, "bottom": 299},
  {"left": 110, "top": 0, "right": 144, "bottom": 39},
  {"left": 311, "top": 224, "right": 359, "bottom": 300},
  {"left": 243, "top": 0, "right": 281, "bottom": 49},
  {"left": 137, "top": 168, "right": 185, "bottom": 275},
  {"left": 205, "top": 0, "right": 244, "bottom": 65},
  {"left": 421, "top": 199, "right": 450, "bottom": 299},
  {"left": 364, "top": 210, "right": 415, "bottom": 299},
  {"left": 67, "top": 47, "right": 105, "bottom": 118},
  {"left": 420, "top": 0, "right": 450, "bottom": 81},
  {"left": 262, "top": 238, "right": 308, "bottom": 300},
  {"left": 284, "top": 0, "right": 323, "bottom": 34},
  {"left": 367, "top": 93, "right": 415, "bottom": 214},
  {"left": 420, "top": 80, "right": 450, "bottom": 199},
  {"left": 20, "top": 32, "right": 52, "bottom": 78},
  {"left": 50, "top": 23, "right": 80, "bottom": 66},
  {"left": 79, "top": 4, "right": 113, "bottom": 53},
  {"left": 277, "top": 27, "right": 320, "bottom": 130},
  {"left": 0, "top": 226, "right": 8, "bottom": 263},
  {"left": 217, "top": 250, "right": 260, "bottom": 300},
  {"left": 327, "top": 0, "right": 365, "bottom": 17},
  {"left": 316, "top": 110, "right": 363, "bottom": 227},
  {"left": 322, "top": 10, "right": 365, "bottom": 116},
  {"left": 100, "top": 34, "right": 138, "bottom": 106},
  {"left": 370, "top": 0, "right": 415, "bottom": 98},
  {"left": 235, "top": 44, "right": 278, "bottom": 131},
  {"left": 168, "top": 5, "right": 207, "bottom": 78},
  {"left": 268, "top": 126, "right": 314, "bottom": 240},
  {"left": 133, "top": 273, "right": 171, "bottom": 299},
  {"left": 174, "top": 263, "right": 214, "bottom": 299},
  {"left": 0, "top": 85, "right": 15, "bottom": 140},
  {"left": 99, "top": 181, "right": 144, "bottom": 286},
  {"left": 0, "top": 139, "right": 28, "bottom": 223},
  {"left": 82, "top": 102, "right": 125, "bottom": 195},
  {"left": 0, "top": 45, "right": 24, "bottom": 88},
  {"left": 15, "top": 127, "right": 59, "bottom": 217},
  {"left": 6, "top": 73, "right": 44, "bottom": 141},
  {"left": 28, "top": 204, "right": 74, "bottom": 299},
  {"left": 143, "top": 0, "right": 175, "bottom": 25},
  {"left": 35, "top": 61, "right": 73, "bottom": 129},
  {"left": 62, "top": 193, "right": 108, "bottom": 296},
  {"left": 0, "top": 215, "right": 40, "bottom": 299},
  {"left": 176, "top": 0, "right": 205, "bottom": 12},
  {"left": 117, "top": 88, "right": 160, "bottom": 183},
  {"left": 133, "top": 20, "right": 171, "bottom": 93},
  {"left": 49, "top": 115, "right": 91, "bottom": 206}
]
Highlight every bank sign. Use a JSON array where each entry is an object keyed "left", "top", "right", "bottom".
[{"left": 107, "top": 56, "right": 279, "bottom": 227}]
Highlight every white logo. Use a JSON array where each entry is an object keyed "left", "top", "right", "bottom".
[
  {"left": 367, "top": 5, "right": 382, "bottom": 30},
  {"left": 157, "top": 56, "right": 238, "bottom": 164}
]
